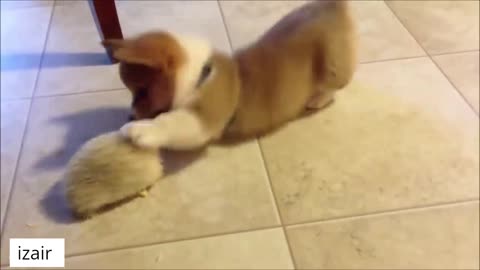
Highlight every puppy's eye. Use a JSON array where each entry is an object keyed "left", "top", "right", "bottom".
[
  {"left": 196, "top": 62, "right": 213, "bottom": 87},
  {"left": 202, "top": 63, "right": 212, "bottom": 77},
  {"left": 137, "top": 87, "right": 148, "bottom": 98},
  {"left": 133, "top": 87, "right": 148, "bottom": 104}
]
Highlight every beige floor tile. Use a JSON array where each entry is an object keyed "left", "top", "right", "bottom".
[
  {"left": 387, "top": 1, "right": 479, "bottom": 55},
  {"left": 66, "top": 228, "right": 293, "bottom": 269},
  {"left": 287, "top": 202, "right": 479, "bottom": 269},
  {"left": 350, "top": 1, "right": 425, "bottom": 62},
  {"left": 0, "top": 91, "right": 278, "bottom": 262},
  {"left": 116, "top": 0, "right": 231, "bottom": 53},
  {"left": 0, "top": 5, "right": 52, "bottom": 99},
  {"left": 0, "top": 0, "right": 53, "bottom": 10},
  {"left": 219, "top": 1, "right": 424, "bottom": 62},
  {"left": 433, "top": 51, "right": 480, "bottom": 113},
  {"left": 219, "top": 0, "right": 307, "bottom": 49},
  {"left": 53, "top": 0, "right": 77, "bottom": 7},
  {"left": 35, "top": 0, "right": 230, "bottom": 96},
  {"left": 260, "top": 57, "right": 479, "bottom": 224},
  {"left": 0, "top": 100, "right": 30, "bottom": 231},
  {"left": 33, "top": 1, "right": 123, "bottom": 97}
]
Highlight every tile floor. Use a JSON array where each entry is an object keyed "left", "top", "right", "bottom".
[{"left": 0, "top": 0, "right": 478, "bottom": 269}]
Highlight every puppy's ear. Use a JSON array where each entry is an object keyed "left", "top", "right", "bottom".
[{"left": 102, "top": 39, "right": 157, "bottom": 67}]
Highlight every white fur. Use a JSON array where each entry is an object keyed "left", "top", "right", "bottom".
[
  {"left": 121, "top": 109, "right": 212, "bottom": 150},
  {"left": 172, "top": 33, "right": 213, "bottom": 108}
]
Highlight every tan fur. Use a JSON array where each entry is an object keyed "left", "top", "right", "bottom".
[
  {"left": 107, "top": 1, "right": 356, "bottom": 149},
  {"left": 226, "top": 0, "right": 356, "bottom": 138},
  {"left": 65, "top": 132, "right": 163, "bottom": 218}
]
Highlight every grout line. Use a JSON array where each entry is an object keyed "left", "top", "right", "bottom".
[
  {"left": 33, "top": 87, "right": 127, "bottom": 99},
  {"left": 359, "top": 54, "right": 428, "bottom": 65},
  {"left": 0, "top": 2, "right": 56, "bottom": 240},
  {"left": 430, "top": 56, "right": 479, "bottom": 117},
  {"left": 256, "top": 140, "right": 299, "bottom": 269},
  {"left": 3, "top": 88, "right": 127, "bottom": 102},
  {"left": 358, "top": 49, "right": 479, "bottom": 65},
  {"left": 254, "top": 141, "right": 281, "bottom": 224},
  {"left": 429, "top": 49, "right": 480, "bottom": 57},
  {"left": 385, "top": 3, "right": 479, "bottom": 117},
  {"left": 1, "top": 198, "right": 474, "bottom": 265},
  {"left": 64, "top": 224, "right": 282, "bottom": 259},
  {"left": 216, "top": 0, "right": 235, "bottom": 51},
  {"left": 217, "top": 1, "right": 298, "bottom": 268},
  {"left": 0, "top": 96, "right": 32, "bottom": 102},
  {"left": 286, "top": 198, "right": 480, "bottom": 229}
]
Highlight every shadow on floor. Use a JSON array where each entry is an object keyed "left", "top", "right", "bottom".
[
  {"left": 39, "top": 107, "right": 206, "bottom": 224},
  {"left": 35, "top": 107, "right": 130, "bottom": 170},
  {"left": 0, "top": 52, "right": 112, "bottom": 70},
  {"left": 39, "top": 107, "right": 129, "bottom": 224}
]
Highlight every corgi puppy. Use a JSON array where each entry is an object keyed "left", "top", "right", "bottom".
[{"left": 103, "top": 0, "right": 356, "bottom": 150}]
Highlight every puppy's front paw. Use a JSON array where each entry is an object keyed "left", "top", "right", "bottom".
[{"left": 120, "top": 121, "right": 166, "bottom": 149}]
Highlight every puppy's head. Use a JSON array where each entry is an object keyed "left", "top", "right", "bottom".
[{"left": 103, "top": 32, "right": 214, "bottom": 120}]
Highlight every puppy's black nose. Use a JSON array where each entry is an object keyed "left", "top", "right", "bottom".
[
  {"left": 133, "top": 87, "right": 148, "bottom": 105},
  {"left": 127, "top": 114, "right": 136, "bottom": 122}
]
